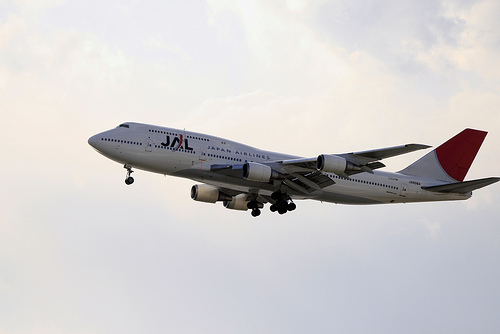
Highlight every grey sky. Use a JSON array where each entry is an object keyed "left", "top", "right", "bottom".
[{"left": 1, "top": 0, "right": 499, "bottom": 333}]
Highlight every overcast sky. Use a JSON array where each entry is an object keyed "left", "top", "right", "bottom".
[{"left": 1, "top": 0, "right": 500, "bottom": 333}]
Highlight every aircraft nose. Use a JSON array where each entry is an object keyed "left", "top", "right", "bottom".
[{"left": 88, "top": 134, "right": 100, "bottom": 149}]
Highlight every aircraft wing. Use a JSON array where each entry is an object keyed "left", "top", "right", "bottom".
[
  {"left": 208, "top": 143, "right": 430, "bottom": 191},
  {"left": 337, "top": 144, "right": 431, "bottom": 166},
  {"left": 279, "top": 143, "right": 430, "bottom": 175},
  {"left": 209, "top": 163, "right": 335, "bottom": 194},
  {"left": 283, "top": 171, "right": 335, "bottom": 194},
  {"left": 210, "top": 163, "right": 244, "bottom": 176}
]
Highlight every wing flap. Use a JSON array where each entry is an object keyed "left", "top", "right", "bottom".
[
  {"left": 422, "top": 177, "right": 500, "bottom": 193},
  {"left": 283, "top": 171, "right": 335, "bottom": 194},
  {"left": 208, "top": 162, "right": 334, "bottom": 194}
]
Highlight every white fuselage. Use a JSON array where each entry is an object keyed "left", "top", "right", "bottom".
[{"left": 88, "top": 123, "right": 470, "bottom": 205}]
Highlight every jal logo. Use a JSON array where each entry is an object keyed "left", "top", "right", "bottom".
[{"left": 161, "top": 134, "right": 193, "bottom": 151}]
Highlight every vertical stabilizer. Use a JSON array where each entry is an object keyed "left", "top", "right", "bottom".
[{"left": 399, "top": 129, "right": 487, "bottom": 182}]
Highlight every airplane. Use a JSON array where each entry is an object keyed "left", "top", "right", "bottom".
[{"left": 88, "top": 123, "right": 499, "bottom": 217}]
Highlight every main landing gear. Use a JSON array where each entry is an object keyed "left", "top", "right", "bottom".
[
  {"left": 269, "top": 191, "right": 296, "bottom": 215},
  {"left": 247, "top": 201, "right": 262, "bottom": 217},
  {"left": 246, "top": 191, "right": 296, "bottom": 217},
  {"left": 124, "top": 164, "right": 134, "bottom": 185}
]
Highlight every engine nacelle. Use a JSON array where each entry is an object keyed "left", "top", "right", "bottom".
[
  {"left": 243, "top": 162, "right": 285, "bottom": 182},
  {"left": 317, "top": 154, "right": 361, "bottom": 174},
  {"left": 191, "top": 184, "right": 232, "bottom": 203},
  {"left": 223, "top": 194, "right": 251, "bottom": 211},
  {"left": 223, "top": 194, "right": 264, "bottom": 211}
]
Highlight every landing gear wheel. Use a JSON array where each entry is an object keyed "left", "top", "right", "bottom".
[
  {"left": 247, "top": 201, "right": 258, "bottom": 210},
  {"left": 278, "top": 207, "right": 287, "bottom": 215},
  {"left": 276, "top": 199, "right": 288, "bottom": 210},
  {"left": 124, "top": 164, "right": 134, "bottom": 185},
  {"left": 270, "top": 191, "right": 296, "bottom": 215},
  {"left": 251, "top": 208, "right": 261, "bottom": 217}
]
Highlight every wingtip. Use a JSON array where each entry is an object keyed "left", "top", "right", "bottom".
[{"left": 405, "top": 143, "right": 432, "bottom": 150}]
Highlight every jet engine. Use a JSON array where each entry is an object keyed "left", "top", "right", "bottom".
[
  {"left": 242, "top": 162, "right": 285, "bottom": 182},
  {"left": 191, "top": 184, "right": 232, "bottom": 203},
  {"left": 223, "top": 194, "right": 250, "bottom": 211},
  {"left": 223, "top": 194, "right": 263, "bottom": 211},
  {"left": 317, "top": 154, "right": 361, "bottom": 174}
]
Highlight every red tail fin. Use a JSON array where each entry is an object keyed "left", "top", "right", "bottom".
[
  {"left": 399, "top": 129, "right": 487, "bottom": 182},
  {"left": 435, "top": 129, "right": 487, "bottom": 182}
]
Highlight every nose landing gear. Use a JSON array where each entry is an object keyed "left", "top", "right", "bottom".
[{"left": 124, "top": 164, "right": 134, "bottom": 185}]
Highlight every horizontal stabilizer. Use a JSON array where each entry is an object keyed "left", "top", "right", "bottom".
[{"left": 422, "top": 177, "right": 500, "bottom": 194}]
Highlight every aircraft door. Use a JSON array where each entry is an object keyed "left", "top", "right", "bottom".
[
  {"left": 199, "top": 148, "right": 207, "bottom": 161},
  {"left": 400, "top": 183, "right": 407, "bottom": 197},
  {"left": 145, "top": 137, "right": 153, "bottom": 152}
]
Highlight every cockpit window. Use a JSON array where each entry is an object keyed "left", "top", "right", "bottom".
[{"left": 118, "top": 123, "right": 130, "bottom": 128}]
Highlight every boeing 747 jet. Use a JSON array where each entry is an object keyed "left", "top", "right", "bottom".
[{"left": 88, "top": 123, "right": 499, "bottom": 217}]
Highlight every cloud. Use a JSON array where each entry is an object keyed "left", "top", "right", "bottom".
[
  {"left": 1, "top": 1, "right": 499, "bottom": 333},
  {"left": 422, "top": 218, "right": 442, "bottom": 240}
]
